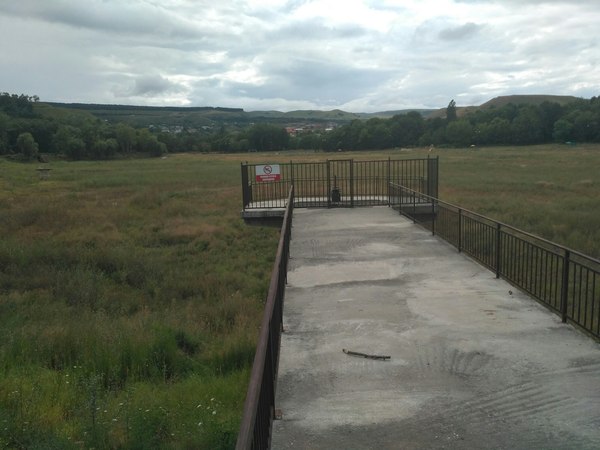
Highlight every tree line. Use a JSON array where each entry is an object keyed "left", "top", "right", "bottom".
[
  {"left": 2, "top": 92, "right": 600, "bottom": 160},
  {"left": 309, "top": 97, "right": 600, "bottom": 151},
  {"left": 0, "top": 93, "right": 167, "bottom": 160}
]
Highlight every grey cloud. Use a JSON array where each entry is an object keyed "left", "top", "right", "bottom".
[
  {"left": 0, "top": 1, "right": 202, "bottom": 39},
  {"left": 271, "top": 20, "right": 368, "bottom": 41},
  {"left": 217, "top": 58, "right": 392, "bottom": 106},
  {"left": 438, "top": 22, "right": 482, "bottom": 41},
  {"left": 2, "top": 0, "right": 600, "bottom": 112},
  {"left": 118, "top": 75, "right": 184, "bottom": 97}
]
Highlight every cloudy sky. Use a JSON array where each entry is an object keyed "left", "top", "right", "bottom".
[{"left": 0, "top": 0, "right": 598, "bottom": 112}]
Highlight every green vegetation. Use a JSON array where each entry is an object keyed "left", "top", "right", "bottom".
[
  {"left": 436, "top": 144, "right": 600, "bottom": 258},
  {"left": 0, "top": 155, "right": 279, "bottom": 448},
  {"left": 3, "top": 92, "right": 600, "bottom": 160},
  {"left": 1, "top": 143, "right": 599, "bottom": 448}
]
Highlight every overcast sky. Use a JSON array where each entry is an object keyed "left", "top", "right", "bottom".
[{"left": 0, "top": 0, "right": 598, "bottom": 112}]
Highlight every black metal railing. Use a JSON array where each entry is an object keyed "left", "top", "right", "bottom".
[
  {"left": 242, "top": 157, "right": 438, "bottom": 209},
  {"left": 236, "top": 186, "right": 294, "bottom": 450},
  {"left": 389, "top": 183, "right": 600, "bottom": 340}
]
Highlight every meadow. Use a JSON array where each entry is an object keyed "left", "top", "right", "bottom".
[
  {"left": 1, "top": 144, "right": 598, "bottom": 449},
  {"left": 0, "top": 156, "right": 280, "bottom": 448}
]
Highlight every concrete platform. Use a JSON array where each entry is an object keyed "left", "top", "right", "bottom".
[{"left": 272, "top": 207, "right": 600, "bottom": 450}]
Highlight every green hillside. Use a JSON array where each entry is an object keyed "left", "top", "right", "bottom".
[
  {"left": 428, "top": 94, "right": 582, "bottom": 119},
  {"left": 480, "top": 94, "right": 580, "bottom": 108},
  {"left": 42, "top": 102, "right": 436, "bottom": 129}
]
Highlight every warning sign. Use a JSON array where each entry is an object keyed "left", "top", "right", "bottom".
[{"left": 255, "top": 164, "right": 281, "bottom": 182}]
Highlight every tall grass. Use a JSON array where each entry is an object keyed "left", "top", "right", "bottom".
[
  {"left": 0, "top": 155, "right": 278, "bottom": 448},
  {"left": 434, "top": 144, "right": 600, "bottom": 258},
  {"left": 1, "top": 144, "right": 598, "bottom": 448}
]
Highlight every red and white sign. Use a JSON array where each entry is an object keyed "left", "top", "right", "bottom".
[{"left": 256, "top": 164, "right": 281, "bottom": 182}]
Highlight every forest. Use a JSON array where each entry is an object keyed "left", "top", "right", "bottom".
[{"left": 1, "top": 92, "right": 600, "bottom": 160}]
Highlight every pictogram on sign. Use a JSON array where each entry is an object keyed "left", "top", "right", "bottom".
[{"left": 256, "top": 164, "right": 281, "bottom": 182}]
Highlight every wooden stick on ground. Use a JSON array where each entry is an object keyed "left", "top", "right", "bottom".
[{"left": 343, "top": 349, "right": 391, "bottom": 360}]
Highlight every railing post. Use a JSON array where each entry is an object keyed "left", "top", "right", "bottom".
[
  {"left": 560, "top": 250, "right": 570, "bottom": 323},
  {"left": 458, "top": 208, "right": 463, "bottom": 252},
  {"left": 412, "top": 190, "right": 416, "bottom": 223},
  {"left": 426, "top": 154, "right": 430, "bottom": 197},
  {"left": 350, "top": 159, "right": 354, "bottom": 208},
  {"left": 241, "top": 163, "right": 250, "bottom": 209},
  {"left": 431, "top": 198, "right": 435, "bottom": 236},
  {"left": 495, "top": 223, "right": 502, "bottom": 278},
  {"left": 435, "top": 156, "right": 439, "bottom": 198},
  {"left": 387, "top": 157, "right": 391, "bottom": 206},
  {"left": 326, "top": 160, "right": 331, "bottom": 208}
]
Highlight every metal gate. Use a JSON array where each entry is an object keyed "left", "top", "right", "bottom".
[
  {"left": 241, "top": 157, "right": 438, "bottom": 210},
  {"left": 327, "top": 159, "right": 353, "bottom": 207}
]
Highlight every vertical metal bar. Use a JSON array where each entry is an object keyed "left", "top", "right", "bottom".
[
  {"left": 525, "top": 242, "right": 530, "bottom": 292},
  {"left": 542, "top": 251, "right": 549, "bottom": 306},
  {"left": 561, "top": 250, "right": 570, "bottom": 323},
  {"left": 553, "top": 253, "right": 559, "bottom": 308},
  {"left": 326, "top": 160, "right": 331, "bottom": 208},
  {"left": 431, "top": 197, "right": 435, "bottom": 236},
  {"left": 582, "top": 268, "right": 589, "bottom": 329},
  {"left": 534, "top": 247, "right": 540, "bottom": 299},
  {"left": 350, "top": 159, "right": 355, "bottom": 207},
  {"left": 458, "top": 209, "right": 463, "bottom": 252},
  {"left": 591, "top": 272, "right": 597, "bottom": 335},
  {"left": 387, "top": 157, "right": 391, "bottom": 206},
  {"left": 577, "top": 264, "right": 584, "bottom": 325},
  {"left": 435, "top": 156, "right": 439, "bottom": 198},
  {"left": 241, "top": 163, "right": 248, "bottom": 209},
  {"left": 495, "top": 223, "right": 502, "bottom": 278},
  {"left": 571, "top": 263, "right": 577, "bottom": 319}
]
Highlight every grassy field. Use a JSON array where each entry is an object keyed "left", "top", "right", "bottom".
[
  {"left": 434, "top": 144, "right": 600, "bottom": 258},
  {"left": 0, "top": 156, "right": 280, "bottom": 449},
  {"left": 1, "top": 144, "right": 599, "bottom": 449}
]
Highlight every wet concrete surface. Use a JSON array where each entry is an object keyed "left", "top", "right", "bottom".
[{"left": 271, "top": 207, "right": 600, "bottom": 450}]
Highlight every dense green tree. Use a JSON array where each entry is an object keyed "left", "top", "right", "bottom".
[
  {"left": 511, "top": 106, "right": 543, "bottom": 144},
  {"left": 16, "top": 132, "right": 39, "bottom": 159},
  {"left": 0, "top": 93, "right": 35, "bottom": 117},
  {"left": 538, "top": 102, "right": 564, "bottom": 141},
  {"left": 446, "top": 120, "right": 474, "bottom": 147},
  {"left": 571, "top": 111, "right": 599, "bottom": 142},
  {"left": 390, "top": 112, "right": 424, "bottom": 147},
  {"left": 479, "top": 117, "right": 511, "bottom": 145},
  {"left": 446, "top": 99, "right": 457, "bottom": 122},
  {"left": 552, "top": 119, "right": 573, "bottom": 143},
  {"left": 54, "top": 125, "right": 87, "bottom": 159},
  {"left": 247, "top": 124, "right": 289, "bottom": 151},
  {"left": 0, "top": 112, "right": 9, "bottom": 154},
  {"left": 116, "top": 123, "right": 136, "bottom": 153},
  {"left": 91, "top": 138, "right": 119, "bottom": 159},
  {"left": 137, "top": 129, "right": 167, "bottom": 156}
]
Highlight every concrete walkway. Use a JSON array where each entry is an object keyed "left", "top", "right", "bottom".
[{"left": 271, "top": 207, "right": 600, "bottom": 450}]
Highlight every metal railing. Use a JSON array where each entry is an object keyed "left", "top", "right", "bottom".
[
  {"left": 236, "top": 186, "right": 294, "bottom": 450},
  {"left": 242, "top": 157, "right": 438, "bottom": 209},
  {"left": 389, "top": 183, "right": 600, "bottom": 340}
]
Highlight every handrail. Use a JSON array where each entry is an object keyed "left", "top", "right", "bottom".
[
  {"left": 389, "top": 182, "right": 600, "bottom": 339},
  {"left": 389, "top": 183, "right": 600, "bottom": 265},
  {"left": 236, "top": 185, "right": 294, "bottom": 450},
  {"left": 241, "top": 158, "right": 438, "bottom": 210}
]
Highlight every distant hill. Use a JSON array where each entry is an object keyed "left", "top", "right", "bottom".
[
  {"left": 357, "top": 109, "right": 436, "bottom": 119},
  {"left": 42, "top": 102, "right": 436, "bottom": 129},
  {"left": 427, "top": 94, "right": 582, "bottom": 119},
  {"left": 247, "top": 108, "right": 362, "bottom": 122},
  {"left": 42, "top": 95, "right": 583, "bottom": 130},
  {"left": 480, "top": 94, "right": 580, "bottom": 108}
]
